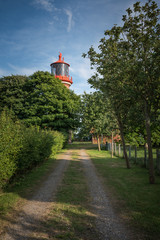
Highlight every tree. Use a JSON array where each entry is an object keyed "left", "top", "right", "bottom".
[
  {"left": 0, "top": 71, "right": 80, "bottom": 134},
  {"left": 81, "top": 92, "right": 117, "bottom": 151},
  {"left": 0, "top": 75, "right": 28, "bottom": 118},
  {"left": 83, "top": 1, "right": 160, "bottom": 178},
  {"left": 83, "top": 27, "right": 132, "bottom": 168},
  {"left": 121, "top": 0, "right": 160, "bottom": 183}
]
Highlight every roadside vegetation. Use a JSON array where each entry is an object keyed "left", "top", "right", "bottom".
[
  {"left": 0, "top": 108, "right": 65, "bottom": 189},
  {"left": 0, "top": 70, "right": 80, "bottom": 188}
]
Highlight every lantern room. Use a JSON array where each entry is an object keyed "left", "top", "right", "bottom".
[{"left": 50, "top": 52, "right": 73, "bottom": 89}]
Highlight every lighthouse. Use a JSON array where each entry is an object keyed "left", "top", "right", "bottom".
[{"left": 50, "top": 52, "right": 73, "bottom": 89}]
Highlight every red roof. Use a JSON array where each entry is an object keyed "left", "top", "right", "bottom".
[{"left": 50, "top": 52, "right": 70, "bottom": 66}]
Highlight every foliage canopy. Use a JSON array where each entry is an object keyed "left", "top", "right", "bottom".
[
  {"left": 83, "top": 0, "right": 160, "bottom": 181},
  {"left": 0, "top": 71, "right": 80, "bottom": 133}
]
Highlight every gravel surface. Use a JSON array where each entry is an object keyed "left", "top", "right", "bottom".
[
  {"left": 80, "top": 149, "right": 135, "bottom": 240},
  {"left": 1, "top": 150, "right": 71, "bottom": 240}
]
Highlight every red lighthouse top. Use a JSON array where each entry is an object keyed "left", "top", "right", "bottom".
[
  {"left": 55, "top": 52, "right": 70, "bottom": 66},
  {"left": 50, "top": 52, "right": 73, "bottom": 89}
]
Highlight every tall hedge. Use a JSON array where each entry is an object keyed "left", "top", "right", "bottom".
[
  {"left": 0, "top": 109, "right": 22, "bottom": 187},
  {"left": 0, "top": 109, "right": 65, "bottom": 188}
]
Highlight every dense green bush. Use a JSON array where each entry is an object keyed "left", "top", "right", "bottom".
[
  {"left": 0, "top": 109, "right": 22, "bottom": 187},
  {"left": 50, "top": 130, "right": 65, "bottom": 156},
  {"left": 0, "top": 109, "right": 65, "bottom": 188},
  {"left": 17, "top": 127, "right": 65, "bottom": 172}
]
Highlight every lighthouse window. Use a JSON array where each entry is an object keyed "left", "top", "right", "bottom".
[
  {"left": 51, "top": 66, "right": 56, "bottom": 75},
  {"left": 56, "top": 64, "right": 63, "bottom": 76},
  {"left": 64, "top": 65, "right": 69, "bottom": 76},
  {"left": 51, "top": 63, "right": 69, "bottom": 77},
  {"left": 53, "top": 67, "right": 56, "bottom": 75}
]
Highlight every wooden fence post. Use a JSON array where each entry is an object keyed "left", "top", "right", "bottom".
[
  {"left": 115, "top": 143, "right": 117, "bottom": 156},
  {"left": 156, "top": 149, "right": 160, "bottom": 175},
  {"left": 118, "top": 144, "right": 121, "bottom": 157},
  {"left": 111, "top": 132, "right": 114, "bottom": 158}
]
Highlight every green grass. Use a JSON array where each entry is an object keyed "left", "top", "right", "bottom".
[
  {"left": 44, "top": 149, "right": 99, "bottom": 240},
  {"left": 66, "top": 142, "right": 98, "bottom": 150},
  {"left": 86, "top": 147, "right": 160, "bottom": 240},
  {"left": 113, "top": 144, "right": 158, "bottom": 167}
]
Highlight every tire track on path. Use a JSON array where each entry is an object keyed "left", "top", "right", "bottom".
[
  {"left": 80, "top": 149, "right": 135, "bottom": 240},
  {"left": 1, "top": 150, "right": 71, "bottom": 240}
]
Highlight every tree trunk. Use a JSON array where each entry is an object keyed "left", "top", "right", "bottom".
[
  {"left": 68, "top": 129, "right": 72, "bottom": 144},
  {"left": 144, "top": 101, "right": 155, "bottom": 184},
  {"left": 97, "top": 134, "right": 101, "bottom": 151},
  {"left": 111, "top": 131, "right": 114, "bottom": 158},
  {"left": 118, "top": 118, "right": 130, "bottom": 169}
]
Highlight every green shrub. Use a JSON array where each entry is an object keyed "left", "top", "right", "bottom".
[
  {"left": 50, "top": 130, "right": 65, "bottom": 156},
  {"left": 38, "top": 129, "right": 55, "bottom": 161},
  {"left": 0, "top": 109, "right": 22, "bottom": 187},
  {"left": 17, "top": 127, "right": 55, "bottom": 172},
  {"left": 17, "top": 126, "right": 40, "bottom": 172},
  {"left": 0, "top": 109, "right": 65, "bottom": 188}
]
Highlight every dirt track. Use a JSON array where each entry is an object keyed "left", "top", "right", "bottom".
[{"left": 1, "top": 149, "right": 135, "bottom": 240}]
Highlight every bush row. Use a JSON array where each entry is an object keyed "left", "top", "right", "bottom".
[{"left": 0, "top": 108, "right": 65, "bottom": 188}]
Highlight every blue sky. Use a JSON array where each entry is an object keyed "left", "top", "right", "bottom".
[{"left": 0, "top": 0, "right": 159, "bottom": 95}]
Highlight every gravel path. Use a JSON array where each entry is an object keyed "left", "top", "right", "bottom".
[
  {"left": 80, "top": 149, "right": 135, "bottom": 240},
  {"left": 1, "top": 150, "right": 71, "bottom": 240},
  {"left": 1, "top": 148, "right": 136, "bottom": 240}
]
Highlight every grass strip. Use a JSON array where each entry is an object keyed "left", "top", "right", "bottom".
[
  {"left": 86, "top": 148, "right": 160, "bottom": 240},
  {"left": 44, "top": 150, "right": 99, "bottom": 240}
]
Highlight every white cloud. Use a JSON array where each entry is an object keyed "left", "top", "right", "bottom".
[
  {"left": 78, "top": 66, "right": 92, "bottom": 79},
  {"left": 69, "top": 58, "right": 95, "bottom": 95},
  {"left": 72, "top": 81, "right": 94, "bottom": 95},
  {"left": 33, "top": 0, "right": 55, "bottom": 12},
  {"left": 64, "top": 9, "right": 73, "bottom": 32},
  {"left": 71, "top": 65, "right": 91, "bottom": 80},
  {"left": 70, "top": 58, "right": 93, "bottom": 80}
]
